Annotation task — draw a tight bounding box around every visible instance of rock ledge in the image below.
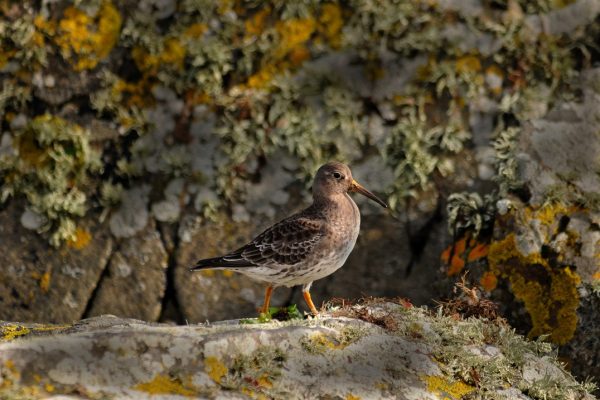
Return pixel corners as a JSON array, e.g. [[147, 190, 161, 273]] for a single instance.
[[0, 302, 595, 399]]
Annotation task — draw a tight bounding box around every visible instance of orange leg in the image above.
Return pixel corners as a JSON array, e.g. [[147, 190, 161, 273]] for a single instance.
[[259, 285, 274, 314], [302, 287, 319, 316]]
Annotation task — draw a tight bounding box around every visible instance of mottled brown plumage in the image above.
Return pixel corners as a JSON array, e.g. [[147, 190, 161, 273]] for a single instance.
[[190, 161, 387, 315]]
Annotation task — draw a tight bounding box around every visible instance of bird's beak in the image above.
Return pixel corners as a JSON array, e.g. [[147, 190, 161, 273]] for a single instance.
[[350, 179, 388, 208]]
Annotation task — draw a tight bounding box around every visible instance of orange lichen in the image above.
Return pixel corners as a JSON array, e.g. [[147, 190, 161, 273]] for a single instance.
[[467, 242, 488, 262], [289, 46, 311, 66], [479, 271, 498, 292], [67, 227, 92, 250], [443, 237, 467, 276], [346, 394, 361, 400], [422, 375, 475, 399], [133, 375, 197, 396], [593, 271, 600, 280]]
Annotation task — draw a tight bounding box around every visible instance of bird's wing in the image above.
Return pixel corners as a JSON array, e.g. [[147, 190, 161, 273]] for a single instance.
[[191, 216, 325, 270]]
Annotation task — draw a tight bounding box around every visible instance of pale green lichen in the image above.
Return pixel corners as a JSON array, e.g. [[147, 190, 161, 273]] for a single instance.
[[1, 0, 598, 245], [0, 114, 101, 246]]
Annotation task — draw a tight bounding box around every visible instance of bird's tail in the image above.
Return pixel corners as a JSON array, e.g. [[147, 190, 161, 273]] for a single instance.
[[189, 257, 227, 272]]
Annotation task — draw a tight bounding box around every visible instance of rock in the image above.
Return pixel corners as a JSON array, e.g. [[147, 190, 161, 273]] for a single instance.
[[0, 302, 594, 399], [175, 213, 292, 322], [86, 221, 168, 321], [517, 68, 600, 206], [0, 202, 113, 323]]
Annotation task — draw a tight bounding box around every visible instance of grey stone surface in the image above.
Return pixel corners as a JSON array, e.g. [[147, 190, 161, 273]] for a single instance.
[[517, 68, 600, 206], [0, 202, 113, 323], [0, 303, 594, 399], [86, 221, 168, 321]]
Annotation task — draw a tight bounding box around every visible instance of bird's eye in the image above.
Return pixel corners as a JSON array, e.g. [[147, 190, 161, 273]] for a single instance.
[[332, 172, 343, 180]]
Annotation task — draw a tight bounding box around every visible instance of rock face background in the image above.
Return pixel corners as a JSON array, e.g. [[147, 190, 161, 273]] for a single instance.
[[0, 0, 600, 393]]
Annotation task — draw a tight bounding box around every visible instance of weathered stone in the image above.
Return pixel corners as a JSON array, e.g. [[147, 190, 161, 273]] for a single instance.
[[0, 202, 113, 323], [86, 221, 168, 321], [0, 303, 594, 399], [175, 213, 292, 322], [517, 68, 600, 206]]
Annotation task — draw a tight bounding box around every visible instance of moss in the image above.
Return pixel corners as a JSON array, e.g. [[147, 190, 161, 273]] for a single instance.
[[422, 375, 475, 399], [133, 374, 198, 396]]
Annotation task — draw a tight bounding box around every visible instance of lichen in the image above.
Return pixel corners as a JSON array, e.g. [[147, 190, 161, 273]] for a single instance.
[[0, 114, 100, 246], [37, 1, 122, 71], [300, 326, 365, 354], [487, 203, 584, 345], [422, 375, 475, 399], [2, 0, 598, 249], [204, 356, 227, 384], [66, 227, 92, 250], [0, 325, 30, 341], [133, 374, 198, 396]]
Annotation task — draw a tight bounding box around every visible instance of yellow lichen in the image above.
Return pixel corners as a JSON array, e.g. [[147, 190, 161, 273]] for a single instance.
[[1, 325, 31, 341], [305, 332, 353, 352], [184, 23, 208, 38], [52, 1, 122, 70], [133, 375, 197, 396], [221, 270, 234, 278], [205, 356, 228, 384], [275, 17, 316, 58], [67, 227, 92, 250], [318, 3, 344, 48], [455, 55, 481, 74], [487, 203, 583, 344], [246, 64, 279, 88], [39, 270, 51, 293], [423, 375, 475, 399], [346, 394, 361, 400], [245, 7, 271, 37], [132, 37, 186, 73]]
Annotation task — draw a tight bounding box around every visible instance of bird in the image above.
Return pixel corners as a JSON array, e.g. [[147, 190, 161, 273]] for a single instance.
[[190, 161, 388, 316]]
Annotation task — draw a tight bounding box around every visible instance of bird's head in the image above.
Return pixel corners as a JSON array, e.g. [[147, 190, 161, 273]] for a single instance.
[[313, 161, 387, 208]]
